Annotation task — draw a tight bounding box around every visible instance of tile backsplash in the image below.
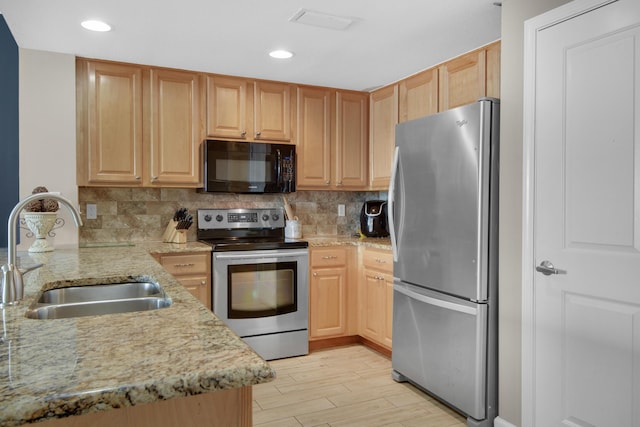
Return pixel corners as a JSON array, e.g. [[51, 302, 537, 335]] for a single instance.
[[78, 187, 385, 244]]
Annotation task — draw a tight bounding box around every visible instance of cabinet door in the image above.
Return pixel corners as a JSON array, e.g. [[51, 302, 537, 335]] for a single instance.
[[85, 61, 143, 185], [309, 267, 347, 338], [439, 49, 486, 111], [253, 81, 292, 141], [296, 86, 332, 188], [361, 268, 386, 343], [206, 75, 248, 139], [369, 85, 398, 190], [383, 272, 393, 348], [149, 69, 202, 186], [335, 91, 368, 189], [179, 276, 211, 310], [399, 68, 439, 122], [485, 41, 501, 99]]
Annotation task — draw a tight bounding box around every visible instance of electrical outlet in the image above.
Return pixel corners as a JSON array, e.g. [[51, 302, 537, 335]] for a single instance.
[[338, 204, 345, 217], [86, 203, 97, 220]]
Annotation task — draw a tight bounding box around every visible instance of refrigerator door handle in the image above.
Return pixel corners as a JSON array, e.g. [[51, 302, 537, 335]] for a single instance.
[[393, 283, 479, 315], [388, 146, 400, 262]]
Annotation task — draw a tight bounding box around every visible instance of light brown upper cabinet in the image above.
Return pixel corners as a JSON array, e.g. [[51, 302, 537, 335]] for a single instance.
[[399, 68, 439, 123], [334, 91, 368, 189], [77, 58, 203, 187], [254, 81, 292, 142], [77, 60, 144, 186], [206, 76, 293, 143], [369, 84, 398, 190], [439, 41, 501, 111], [296, 86, 332, 188], [297, 88, 368, 190], [485, 41, 501, 99], [148, 68, 203, 186], [205, 75, 249, 140]]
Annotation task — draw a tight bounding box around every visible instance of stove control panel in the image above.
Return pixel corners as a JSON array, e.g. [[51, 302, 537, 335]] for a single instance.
[[198, 208, 285, 230]]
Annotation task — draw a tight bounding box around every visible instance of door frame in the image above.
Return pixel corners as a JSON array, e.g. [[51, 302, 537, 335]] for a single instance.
[[521, 0, 618, 426]]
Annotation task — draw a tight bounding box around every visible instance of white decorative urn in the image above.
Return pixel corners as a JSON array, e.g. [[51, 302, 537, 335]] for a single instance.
[[22, 212, 58, 252]]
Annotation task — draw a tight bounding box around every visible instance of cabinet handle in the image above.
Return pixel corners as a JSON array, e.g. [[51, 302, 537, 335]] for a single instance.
[[321, 255, 337, 259], [375, 258, 387, 264], [151, 176, 158, 181], [255, 131, 261, 138], [134, 176, 141, 180], [241, 130, 247, 138], [173, 263, 195, 268], [325, 180, 330, 185]]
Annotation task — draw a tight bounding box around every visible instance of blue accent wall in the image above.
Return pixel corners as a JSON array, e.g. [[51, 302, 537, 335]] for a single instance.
[[0, 15, 19, 248]]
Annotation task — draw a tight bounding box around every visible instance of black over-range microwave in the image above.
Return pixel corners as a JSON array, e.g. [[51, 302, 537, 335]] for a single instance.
[[202, 139, 296, 193]]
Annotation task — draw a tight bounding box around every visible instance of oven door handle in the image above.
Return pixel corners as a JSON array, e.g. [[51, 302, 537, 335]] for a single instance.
[[213, 250, 309, 260]]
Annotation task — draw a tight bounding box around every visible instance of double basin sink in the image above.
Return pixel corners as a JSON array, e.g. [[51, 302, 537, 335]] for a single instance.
[[25, 281, 172, 319]]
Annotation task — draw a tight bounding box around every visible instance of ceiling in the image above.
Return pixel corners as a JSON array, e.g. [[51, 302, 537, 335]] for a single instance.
[[0, 0, 501, 92]]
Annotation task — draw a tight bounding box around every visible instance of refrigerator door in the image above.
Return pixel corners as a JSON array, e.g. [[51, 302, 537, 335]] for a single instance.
[[392, 99, 496, 301], [392, 281, 488, 420]]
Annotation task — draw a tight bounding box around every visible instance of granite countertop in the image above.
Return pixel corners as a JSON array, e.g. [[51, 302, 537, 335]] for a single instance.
[[303, 235, 392, 250], [0, 244, 274, 427]]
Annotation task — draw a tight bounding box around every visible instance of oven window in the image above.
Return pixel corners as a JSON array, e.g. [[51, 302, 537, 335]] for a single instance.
[[227, 261, 297, 319]]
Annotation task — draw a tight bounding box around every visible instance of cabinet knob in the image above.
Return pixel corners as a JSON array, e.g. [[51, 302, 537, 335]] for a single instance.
[[337, 180, 342, 185], [313, 272, 317, 277], [151, 176, 158, 180], [201, 280, 206, 285], [325, 180, 330, 185], [241, 130, 247, 138], [134, 176, 141, 180], [255, 131, 261, 138]]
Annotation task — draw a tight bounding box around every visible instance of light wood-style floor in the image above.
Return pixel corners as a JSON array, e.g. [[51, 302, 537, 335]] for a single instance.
[[252, 345, 466, 427]]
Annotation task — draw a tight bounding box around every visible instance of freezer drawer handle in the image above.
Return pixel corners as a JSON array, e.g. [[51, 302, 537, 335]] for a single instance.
[[535, 260, 566, 276], [394, 284, 479, 315]]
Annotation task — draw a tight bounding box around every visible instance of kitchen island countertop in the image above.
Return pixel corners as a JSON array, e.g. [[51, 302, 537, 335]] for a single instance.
[[0, 245, 274, 427]]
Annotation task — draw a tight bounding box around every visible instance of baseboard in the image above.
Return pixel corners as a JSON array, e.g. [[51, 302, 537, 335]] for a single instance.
[[493, 416, 518, 427], [308, 336, 392, 358]]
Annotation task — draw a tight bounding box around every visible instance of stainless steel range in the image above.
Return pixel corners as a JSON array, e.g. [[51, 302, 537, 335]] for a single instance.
[[197, 208, 309, 360]]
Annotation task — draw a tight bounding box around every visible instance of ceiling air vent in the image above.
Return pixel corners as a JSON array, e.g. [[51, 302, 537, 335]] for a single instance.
[[289, 9, 355, 31]]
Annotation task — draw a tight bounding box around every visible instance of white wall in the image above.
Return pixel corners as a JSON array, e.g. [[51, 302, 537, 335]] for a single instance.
[[498, 0, 571, 425], [18, 49, 78, 250]]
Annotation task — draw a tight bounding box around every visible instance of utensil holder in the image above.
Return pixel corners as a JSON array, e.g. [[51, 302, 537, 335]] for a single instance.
[[162, 220, 187, 244]]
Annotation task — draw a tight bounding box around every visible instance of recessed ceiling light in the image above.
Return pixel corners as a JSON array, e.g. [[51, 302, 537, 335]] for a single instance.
[[269, 50, 294, 59], [81, 20, 112, 32]]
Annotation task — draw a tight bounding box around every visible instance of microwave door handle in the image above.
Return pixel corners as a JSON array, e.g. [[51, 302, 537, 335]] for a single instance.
[[276, 149, 282, 186]]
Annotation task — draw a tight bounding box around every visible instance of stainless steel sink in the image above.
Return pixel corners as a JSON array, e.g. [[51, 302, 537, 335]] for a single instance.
[[36, 281, 163, 304], [25, 281, 172, 319]]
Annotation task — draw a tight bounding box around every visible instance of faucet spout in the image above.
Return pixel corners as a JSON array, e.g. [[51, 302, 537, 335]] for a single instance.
[[1, 192, 83, 306]]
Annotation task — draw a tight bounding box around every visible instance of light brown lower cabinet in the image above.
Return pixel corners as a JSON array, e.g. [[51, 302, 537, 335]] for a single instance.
[[154, 252, 211, 310], [308, 246, 358, 341], [359, 247, 393, 350], [26, 386, 252, 427]]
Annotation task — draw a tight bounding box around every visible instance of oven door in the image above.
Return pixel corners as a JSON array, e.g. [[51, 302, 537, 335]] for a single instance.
[[212, 249, 308, 337]]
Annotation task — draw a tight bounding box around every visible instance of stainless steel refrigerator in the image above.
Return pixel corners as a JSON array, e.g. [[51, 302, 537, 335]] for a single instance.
[[389, 98, 498, 427]]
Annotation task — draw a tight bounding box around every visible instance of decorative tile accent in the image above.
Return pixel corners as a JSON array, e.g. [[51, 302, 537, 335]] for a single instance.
[[78, 188, 386, 243]]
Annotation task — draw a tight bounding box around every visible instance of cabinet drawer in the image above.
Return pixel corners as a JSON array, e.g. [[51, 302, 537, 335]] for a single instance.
[[160, 253, 209, 276], [311, 248, 347, 267], [362, 248, 393, 272], [178, 276, 209, 288]]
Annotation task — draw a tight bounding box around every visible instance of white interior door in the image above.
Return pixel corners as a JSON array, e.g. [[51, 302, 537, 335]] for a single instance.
[[523, 1, 640, 426]]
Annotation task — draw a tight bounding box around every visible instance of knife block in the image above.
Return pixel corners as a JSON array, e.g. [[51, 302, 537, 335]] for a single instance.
[[162, 220, 187, 244]]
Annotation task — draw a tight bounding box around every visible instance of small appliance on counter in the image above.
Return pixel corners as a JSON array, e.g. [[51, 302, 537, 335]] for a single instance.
[[360, 200, 389, 237]]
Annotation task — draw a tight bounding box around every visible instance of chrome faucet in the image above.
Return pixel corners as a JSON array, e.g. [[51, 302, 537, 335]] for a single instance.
[[1, 192, 83, 306]]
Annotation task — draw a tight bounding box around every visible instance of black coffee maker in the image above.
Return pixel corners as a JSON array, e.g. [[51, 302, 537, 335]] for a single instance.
[[360, 200, 389, 237]]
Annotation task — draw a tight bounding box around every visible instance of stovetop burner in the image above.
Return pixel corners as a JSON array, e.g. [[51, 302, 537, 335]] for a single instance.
[[197, 208, 308, 251]]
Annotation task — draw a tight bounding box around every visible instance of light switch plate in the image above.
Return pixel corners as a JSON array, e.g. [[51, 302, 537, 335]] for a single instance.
[[338, 204, 345, 217], [86, 203, 97, 220]]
